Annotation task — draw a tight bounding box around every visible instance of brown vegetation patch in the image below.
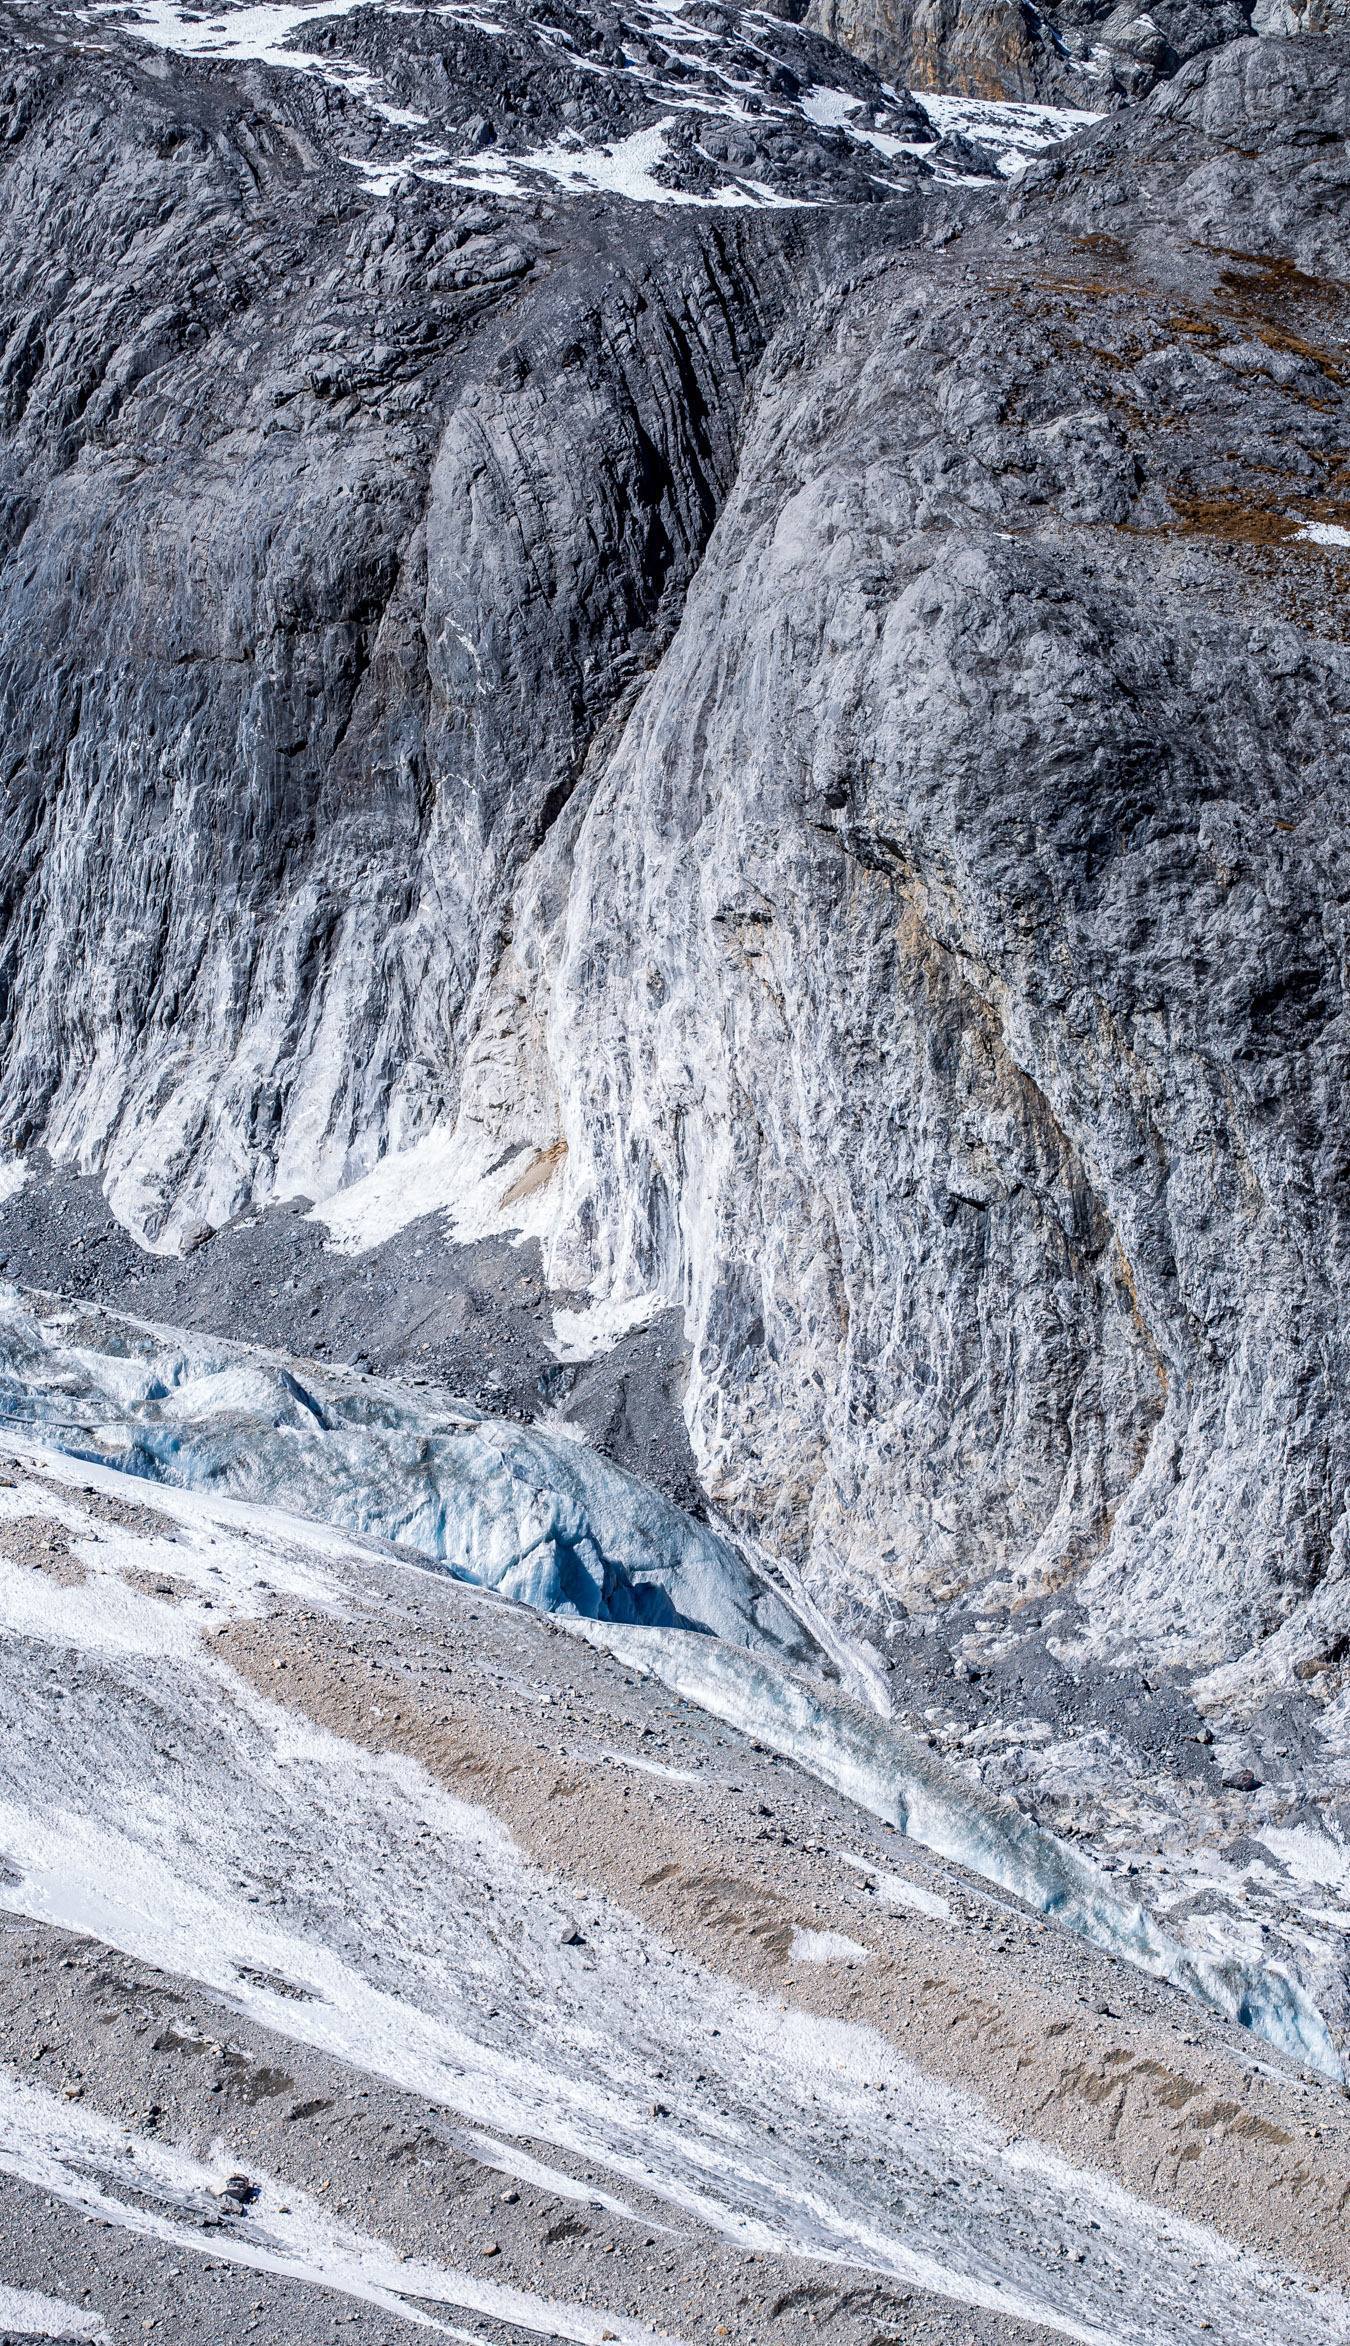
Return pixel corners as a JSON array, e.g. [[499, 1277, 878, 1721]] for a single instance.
[[1072, 233, 1130, 264], [1167, 492, 1298, 547], [1209, 248, 1348, 312], [1208, 254, 1348, 385]]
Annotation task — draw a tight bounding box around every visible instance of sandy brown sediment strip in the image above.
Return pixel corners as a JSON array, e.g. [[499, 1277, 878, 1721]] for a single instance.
[[212, 1595, 1350, 2286]]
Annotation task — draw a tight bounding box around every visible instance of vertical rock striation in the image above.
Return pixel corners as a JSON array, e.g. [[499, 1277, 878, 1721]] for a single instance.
[[502, 37, 1350, 1704], [0, 0, 922, 1243]]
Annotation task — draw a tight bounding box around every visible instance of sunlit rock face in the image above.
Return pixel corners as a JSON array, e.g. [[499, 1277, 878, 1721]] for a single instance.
[[0, 0, 935, 1248], [501, 35, 1350, 1713], [796, 0, 1350, 108]]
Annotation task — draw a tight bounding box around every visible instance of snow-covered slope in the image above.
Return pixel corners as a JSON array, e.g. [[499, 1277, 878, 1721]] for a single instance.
[[0, 1435, 1347, 2343]]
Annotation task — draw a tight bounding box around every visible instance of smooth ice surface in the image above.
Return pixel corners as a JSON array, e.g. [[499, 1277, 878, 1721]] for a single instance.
[[569, 1621, 1346, 2080], [0, 1445, 1345, 2346], [0, 1285, 806, 1655]]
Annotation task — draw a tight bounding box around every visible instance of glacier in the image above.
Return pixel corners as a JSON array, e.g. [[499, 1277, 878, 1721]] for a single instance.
[[0, 1441, 1345, 2346], [0, 1277, 1339, 2084], [0, 1284, 808, 1657], [567, 1620, 1347, 2083]]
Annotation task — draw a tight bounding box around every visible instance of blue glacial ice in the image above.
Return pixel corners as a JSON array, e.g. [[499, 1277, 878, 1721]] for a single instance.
[[0, 1284, 810, 1658]]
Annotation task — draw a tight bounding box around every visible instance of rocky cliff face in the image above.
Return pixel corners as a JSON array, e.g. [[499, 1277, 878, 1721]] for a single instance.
[[800, 0, 1350, 110], [1, 0, 1349, 2055], [359, 30, 1350, 2015], [456, 33, 1350, 1698], [0, 0, 942, 1245]]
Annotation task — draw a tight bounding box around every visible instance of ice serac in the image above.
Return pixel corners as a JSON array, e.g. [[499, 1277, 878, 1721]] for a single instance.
[[0, 1285, 808, 1653], [569, 1618, 1345, 2078]]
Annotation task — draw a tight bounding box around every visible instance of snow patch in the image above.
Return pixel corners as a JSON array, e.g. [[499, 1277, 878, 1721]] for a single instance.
[[549, 1291, 664, 1363], [790, 1927, 871, 1965], [93, 0, 410, 120], [464, 2133, 659, 2227], [917, 91, 1102, 174], [409, 120, 809, 207], [1260, 1827, 1350, 1895], [0, 1455, 1346, 2342], [1295, 519, 1350, 550], [598, 1744, 705, 1785], [799, 85, 863, 129], [0, 2282, 106, 2343], [312, 1126, 565, 1255]]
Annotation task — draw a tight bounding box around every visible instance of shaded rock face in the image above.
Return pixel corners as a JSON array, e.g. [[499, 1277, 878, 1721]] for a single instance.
[[0, 0, 932, 1244], [799, 0, 1350, 108]]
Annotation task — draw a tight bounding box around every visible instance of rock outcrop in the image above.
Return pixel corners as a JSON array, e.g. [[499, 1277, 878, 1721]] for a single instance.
[[0, 0, 939, 1243], [475, 34, 1350, 1790], [799, 0, 1350, 110], [412, 31, 1346, 1701]]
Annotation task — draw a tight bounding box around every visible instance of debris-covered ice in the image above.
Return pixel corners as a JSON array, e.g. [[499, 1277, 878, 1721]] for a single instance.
[[0, 1277, 1341, 2079], [0, 2070, 664, 2345], [0, 1448, 1345, 2345]]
